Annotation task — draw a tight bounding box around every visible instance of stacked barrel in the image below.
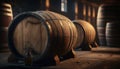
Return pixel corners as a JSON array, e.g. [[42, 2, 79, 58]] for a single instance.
[[97, 2, 120, 47], [0, 1, 13, 52], [106, 22, 120, 47]]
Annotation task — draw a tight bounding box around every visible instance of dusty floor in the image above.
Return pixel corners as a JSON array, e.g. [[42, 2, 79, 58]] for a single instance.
[[0, 47, 120, 69]]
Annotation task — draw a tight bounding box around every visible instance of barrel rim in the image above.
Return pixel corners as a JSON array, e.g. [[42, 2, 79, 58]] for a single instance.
[[73, 20, 85, 48], [8, 11, 50, 59]]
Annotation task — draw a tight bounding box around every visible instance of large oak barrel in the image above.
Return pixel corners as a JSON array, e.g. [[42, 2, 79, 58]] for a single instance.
[[106, 22, 120, 47], [8, 11, 78, 61], [73, 20, 96, 49], [97, 3, 120, 46], [0, 2, 13, 52]]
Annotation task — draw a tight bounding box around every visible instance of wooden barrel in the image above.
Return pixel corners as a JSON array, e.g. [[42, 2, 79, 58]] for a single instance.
[[106, 22, 120, 47], [73, 20, 96, 49], [0, 2, 13, 52], [97, 4, 120, 46], [8, 11, 78, 60]]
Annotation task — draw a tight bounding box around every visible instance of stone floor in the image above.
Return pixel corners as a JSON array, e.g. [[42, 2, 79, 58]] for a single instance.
[[0, 47, 120, 69]]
